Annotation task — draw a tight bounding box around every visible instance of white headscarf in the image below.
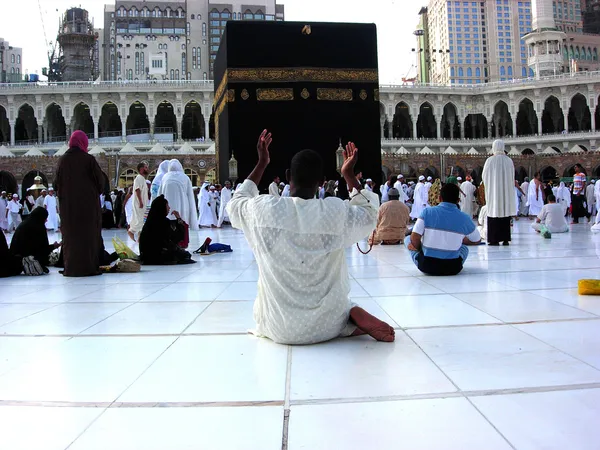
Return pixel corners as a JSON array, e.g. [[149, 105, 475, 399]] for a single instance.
[[158, 159, 199, 230], [556, 182, 571, 208], [492, 139, 505, 155], [152, 160, 170, 188]]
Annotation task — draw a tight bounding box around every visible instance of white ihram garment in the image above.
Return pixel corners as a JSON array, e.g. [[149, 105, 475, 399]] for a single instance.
[[227, 180, 379, 345], [594, 181, 600, 226], [217, 187, 232, 226], [556, 182, 571, 216], [410, 182, 427, 219], [519, 181, 530, 216], [0, 197, 7, 229], [159, 159, 199, 230], [527, 181, 544, 217], [424, 182, 432, 206], [586, 184, 596, 216], [459, 180, 476, 217], [198, 184, 216, 227], [268, 182, 280, 197], [482, 143, 516, 218], [44, 195, 59, 230], [393, 181, 409, 203]]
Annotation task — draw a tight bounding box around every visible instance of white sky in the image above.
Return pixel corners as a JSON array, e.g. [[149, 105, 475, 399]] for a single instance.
[[0, 0, 423, 84]]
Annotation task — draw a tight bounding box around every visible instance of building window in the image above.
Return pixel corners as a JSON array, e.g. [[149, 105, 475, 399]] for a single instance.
[[458, 67, 464, 76], [11, 54, 15, 63], [170, 69, 175, 79], [196, 47, 201, 68], [500, 66, 506, 76], [192, 47, 197, 69], [508, 66, 513, 76], [476, 67, 481, 77], [182, 52, 186, 74], [203, 72, 207, 80], [203, 23, 207, 36]]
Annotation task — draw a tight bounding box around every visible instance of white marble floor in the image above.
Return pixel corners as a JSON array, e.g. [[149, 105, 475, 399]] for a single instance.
[[1, 220, 600, 449]]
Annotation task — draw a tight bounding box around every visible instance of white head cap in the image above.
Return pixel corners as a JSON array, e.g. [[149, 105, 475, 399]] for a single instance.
[[457, 177, 463, 181], [409, 181, 415, 185], [1, 191, 6, 194], [399, 174, 404, 178], [48, 187, 54, 191], [427, 176, 432, 181], [366, 178, 372, 182], [209, 185, 215, 189], [419, 175, 425, 181], [12, 194, 18, 198], [492, 139, 505, 155], [279, 182, 285, 187], [592, 180, 596, 184]]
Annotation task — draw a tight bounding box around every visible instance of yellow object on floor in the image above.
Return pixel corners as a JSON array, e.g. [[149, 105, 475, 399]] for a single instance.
[[578, 279, 600, 295]]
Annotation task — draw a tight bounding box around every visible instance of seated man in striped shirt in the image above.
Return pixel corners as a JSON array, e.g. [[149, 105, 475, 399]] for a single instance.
[[404, 183, 481, 276]]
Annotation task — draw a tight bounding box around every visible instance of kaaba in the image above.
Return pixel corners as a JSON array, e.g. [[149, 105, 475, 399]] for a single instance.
[[213, 21, 381, 190]]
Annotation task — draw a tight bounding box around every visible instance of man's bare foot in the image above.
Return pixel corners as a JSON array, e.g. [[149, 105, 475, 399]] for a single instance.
[[127, 230, 136, 241], [349, 306, 395, 342]]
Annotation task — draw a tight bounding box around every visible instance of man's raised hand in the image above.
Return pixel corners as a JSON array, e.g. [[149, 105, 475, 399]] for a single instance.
[[342, 142, 359, 176], [257, 129, 273, 166]]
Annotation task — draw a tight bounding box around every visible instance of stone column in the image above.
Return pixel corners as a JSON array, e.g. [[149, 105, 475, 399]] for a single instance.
[[563, 113, 569, 133], [412, 120, 417, 139], [204, 119, 210, 139], [121, 121, 126, 142], [93, 118, 99, 142], [9, 120, 15, 146], [436, 117, 441, 139], [537, 115, 543, 135], [591, 112, 596, 132], [487, 119, 492, 138], [512, 116, 518, 136], [176, 117, 183, 141], [150, 121, 155, 139]]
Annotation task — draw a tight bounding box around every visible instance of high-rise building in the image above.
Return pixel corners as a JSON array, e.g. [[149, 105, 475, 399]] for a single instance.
[[553, 0, 583, 32], [426, 0, 535, 85], [583, 0, 600, 33], [57, 8, 97, 82], [0, 38, 23, 83], [102, 0, 284, 82]]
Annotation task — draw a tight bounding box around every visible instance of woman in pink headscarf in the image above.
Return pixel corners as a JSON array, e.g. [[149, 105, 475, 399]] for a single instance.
[[54, 130, 105, 276]]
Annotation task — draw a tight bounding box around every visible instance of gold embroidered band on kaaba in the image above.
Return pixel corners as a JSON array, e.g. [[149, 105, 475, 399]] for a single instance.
[[213, 67, 378, 107]]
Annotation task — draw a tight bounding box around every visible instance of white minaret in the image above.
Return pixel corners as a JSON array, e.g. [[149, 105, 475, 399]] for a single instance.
[[523, 0, 567, 78]]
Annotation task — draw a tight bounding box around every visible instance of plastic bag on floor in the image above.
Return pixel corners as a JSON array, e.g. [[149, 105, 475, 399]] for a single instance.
[[112, 237, 139, 260]]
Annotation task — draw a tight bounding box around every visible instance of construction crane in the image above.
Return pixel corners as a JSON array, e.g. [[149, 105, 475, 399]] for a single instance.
[[38, 0, 62, 81], [402, 65, 418, 85]]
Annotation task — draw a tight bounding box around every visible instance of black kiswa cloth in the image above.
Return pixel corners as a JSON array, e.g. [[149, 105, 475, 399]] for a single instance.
[[214, 21, 381, 191]]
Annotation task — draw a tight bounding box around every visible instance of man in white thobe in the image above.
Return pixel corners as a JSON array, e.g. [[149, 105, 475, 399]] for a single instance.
[[0, 191, 8, 230], [364, 179, 373, 192], [393, 177, 409, 204], [227, 130, 394, 345], [520, 178, 530, 216], [593, 180, 600, 231], [482, 139, 516, 245], [410, 176, 427, 220], [217, 181, 233, 227], [44, 188, 60, 230], [459, 176, 477, 218], [268, 176, 281, 197], [198, 183, 216, 228], [586, 181, 596, 217], [424, 176, 433, 206], [6, 194, 22, 232], [128, 162, 149, 240], [527, 172, 544, 218], [35, 190, 46, 209]]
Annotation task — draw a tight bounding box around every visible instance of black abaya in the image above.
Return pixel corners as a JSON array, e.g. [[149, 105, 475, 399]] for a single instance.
[[487, 217, 511, 244], [9, 207, 55, 267], [1, 234, 22, 277]]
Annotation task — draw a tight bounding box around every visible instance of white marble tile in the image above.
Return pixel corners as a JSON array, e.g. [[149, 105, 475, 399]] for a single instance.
[[375, 294, 500, 328], [0, 337, 66, 375], [186, 301, 255, 334], [288, 398, 511, 450], [7, 285, 102, 303], [515, 320, 600, 369], [69, 406, 284, 450], [0, 337, 176, 402], [81, 283, 170, 301], [119, 336, 288, 402], [290, 334, 455, 401], [0, 284, 48, 301], [348, 265, 413, 279], [215, 281, 258, 301], [471, 389, 600, 450], [0, 303, 57, 327], [454, 291, 596, 322], [408, 325, 600, 391], [0, 406, 104, 450], [140, 282, 230, 302], [177, 270, 244, 283], [81, 302, 209, 335], [356, 277, 444, 297], [0, 302, 132, 335], [528, 289, 600, 315], [419, 275, 517, 294], [348, 279, 370, 298]]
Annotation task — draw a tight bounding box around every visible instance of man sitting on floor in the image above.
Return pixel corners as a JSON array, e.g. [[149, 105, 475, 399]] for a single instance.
[[227, 130, 395, 345], [404, 183, 481, 276], [369, 188, 410, 245], [532, 194, 569, 234]]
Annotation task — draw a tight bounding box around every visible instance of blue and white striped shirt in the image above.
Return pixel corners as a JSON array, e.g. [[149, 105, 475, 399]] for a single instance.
[[413, 202, 479, 260]]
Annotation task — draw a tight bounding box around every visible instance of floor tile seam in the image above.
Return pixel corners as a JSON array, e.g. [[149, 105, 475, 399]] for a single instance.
[[462, 396, 518, 450], [287, 382, 600, 407], [506, 321, 600, 373], [282, 347, 293, 450], [8, 383, 600, 409], [3, 317, 600, 338]]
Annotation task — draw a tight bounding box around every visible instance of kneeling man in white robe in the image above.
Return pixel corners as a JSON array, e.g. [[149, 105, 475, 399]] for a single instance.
[[532, 194, 569, 234], [227, 130, 395, 345]]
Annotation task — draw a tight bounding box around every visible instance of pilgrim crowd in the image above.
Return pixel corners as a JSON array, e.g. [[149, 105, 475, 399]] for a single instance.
[[1, 130, 599, 345]]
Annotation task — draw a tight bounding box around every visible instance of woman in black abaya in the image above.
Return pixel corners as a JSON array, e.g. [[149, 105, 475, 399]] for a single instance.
[[9, 207, 60, 269], [139, 195, 195, 265]]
